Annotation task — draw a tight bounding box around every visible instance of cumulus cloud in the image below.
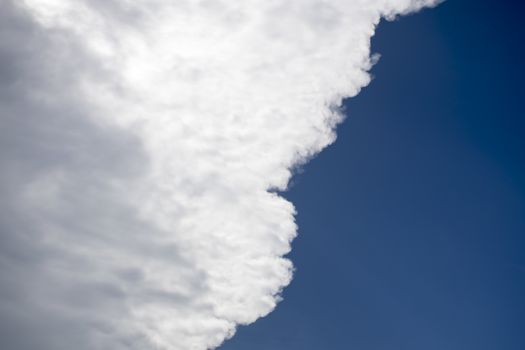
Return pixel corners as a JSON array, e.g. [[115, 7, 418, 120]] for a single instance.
[[0, 0, 440, 349]]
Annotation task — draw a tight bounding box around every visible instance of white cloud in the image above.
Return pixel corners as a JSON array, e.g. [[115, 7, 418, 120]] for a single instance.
[[0, 0, 440, 349]]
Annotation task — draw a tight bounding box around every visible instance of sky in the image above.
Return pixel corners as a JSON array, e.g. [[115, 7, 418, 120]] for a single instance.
[[221, 1, 525, 349], [1, 0, 524, 350]]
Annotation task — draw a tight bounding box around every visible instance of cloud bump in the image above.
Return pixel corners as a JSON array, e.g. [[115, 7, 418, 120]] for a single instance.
[[0, 0, 440, 349]]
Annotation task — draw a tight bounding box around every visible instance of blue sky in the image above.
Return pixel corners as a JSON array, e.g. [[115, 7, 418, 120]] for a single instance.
[[221, 1, 525, 349]]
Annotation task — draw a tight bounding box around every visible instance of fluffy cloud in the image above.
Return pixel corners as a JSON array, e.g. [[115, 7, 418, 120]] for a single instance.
[[0, 0, 440, 349]]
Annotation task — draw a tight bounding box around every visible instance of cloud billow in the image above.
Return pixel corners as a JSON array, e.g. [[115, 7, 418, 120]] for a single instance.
[[0, 0, 440, 349]]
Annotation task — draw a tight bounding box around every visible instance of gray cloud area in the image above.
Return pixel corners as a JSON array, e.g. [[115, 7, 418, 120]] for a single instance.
[[0, 3, 202, 349]]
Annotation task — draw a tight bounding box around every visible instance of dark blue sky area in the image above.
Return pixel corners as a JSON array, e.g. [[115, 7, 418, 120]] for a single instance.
[[221, 1, 525, 349]]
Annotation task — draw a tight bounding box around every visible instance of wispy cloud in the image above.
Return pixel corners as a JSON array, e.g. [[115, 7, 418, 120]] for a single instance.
[[0, 0, 440, 349]]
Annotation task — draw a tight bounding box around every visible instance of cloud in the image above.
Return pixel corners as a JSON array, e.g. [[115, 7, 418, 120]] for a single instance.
[[0, 0, 440, 349]]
